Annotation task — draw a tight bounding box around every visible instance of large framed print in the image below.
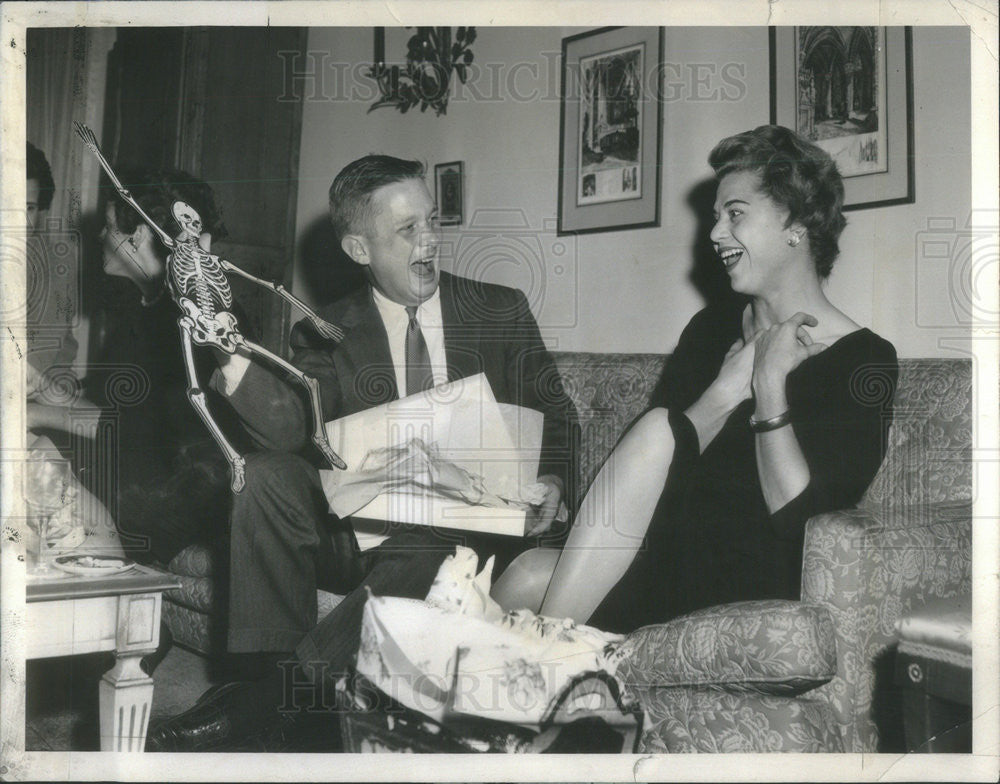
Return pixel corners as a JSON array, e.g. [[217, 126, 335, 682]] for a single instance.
[[558, 27, 664, 235], [770, 26, 914, 211]]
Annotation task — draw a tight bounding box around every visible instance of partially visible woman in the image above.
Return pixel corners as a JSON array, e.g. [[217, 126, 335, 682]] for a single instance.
[[493, 125, 898, 632], [24, 141, 121, 559], [86, 170, 248, 564]]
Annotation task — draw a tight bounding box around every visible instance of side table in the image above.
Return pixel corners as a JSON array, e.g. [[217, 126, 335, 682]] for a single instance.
[[26, 564, 181, 752], [894, 593, 972, 752]]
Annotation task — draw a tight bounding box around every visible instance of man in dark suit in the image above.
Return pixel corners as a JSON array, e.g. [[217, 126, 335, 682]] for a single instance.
[[148, 156, 577, 749]]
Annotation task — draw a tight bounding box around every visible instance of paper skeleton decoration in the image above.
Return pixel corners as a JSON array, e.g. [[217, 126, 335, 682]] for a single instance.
[[75, 122, 347, 492]]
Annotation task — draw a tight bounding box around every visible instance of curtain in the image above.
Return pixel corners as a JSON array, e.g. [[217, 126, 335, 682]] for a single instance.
[[25, 27, 116, 367]]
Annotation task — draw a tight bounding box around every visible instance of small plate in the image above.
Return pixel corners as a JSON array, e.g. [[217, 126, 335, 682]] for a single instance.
[[52, 554, 136, 576]]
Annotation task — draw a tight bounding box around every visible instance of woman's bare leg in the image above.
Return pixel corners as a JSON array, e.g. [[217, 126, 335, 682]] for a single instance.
[[538, 407, 675, 622]]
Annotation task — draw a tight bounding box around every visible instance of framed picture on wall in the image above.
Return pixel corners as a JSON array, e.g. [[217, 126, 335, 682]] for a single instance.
[[770, 26, 914, 211], [435, 161, 464, 226], [558, 27, 664, 235]]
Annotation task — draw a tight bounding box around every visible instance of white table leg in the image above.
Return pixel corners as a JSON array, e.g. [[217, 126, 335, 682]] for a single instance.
[[99, 656, 154, 751], [98, 591, 162, 751]]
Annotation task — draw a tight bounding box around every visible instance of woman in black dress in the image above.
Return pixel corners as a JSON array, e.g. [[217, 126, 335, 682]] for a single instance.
[[493, 125, 898, 631], [88, 170, 246, 564]]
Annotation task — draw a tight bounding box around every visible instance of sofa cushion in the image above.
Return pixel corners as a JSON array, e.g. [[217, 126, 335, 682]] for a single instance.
[[165, 573, 216, 614], [633, 687, 843, 752], [552, 352, 666, 504], [616, 600, 836, 696], [168, 543, 216, 578]]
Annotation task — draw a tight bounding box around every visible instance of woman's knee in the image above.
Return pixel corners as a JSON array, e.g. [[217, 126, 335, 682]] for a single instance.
[[623, 407, 675, 462], [496, 548, 559, 595]]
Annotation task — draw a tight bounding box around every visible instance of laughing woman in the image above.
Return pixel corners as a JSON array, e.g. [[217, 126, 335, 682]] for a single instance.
[[493, 125, 898, 631]]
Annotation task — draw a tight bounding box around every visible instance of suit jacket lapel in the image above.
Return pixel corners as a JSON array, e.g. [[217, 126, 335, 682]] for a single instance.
[[440, 272, 482, 383], [335, 286, 400, 404]]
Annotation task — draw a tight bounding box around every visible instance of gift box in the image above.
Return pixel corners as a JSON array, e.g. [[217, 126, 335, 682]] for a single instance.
[[320, 374, 546, 539]]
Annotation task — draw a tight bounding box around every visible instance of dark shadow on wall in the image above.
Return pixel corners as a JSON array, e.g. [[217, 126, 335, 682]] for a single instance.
[[685, 177, 743, 312], [297, 215, 367, 309]]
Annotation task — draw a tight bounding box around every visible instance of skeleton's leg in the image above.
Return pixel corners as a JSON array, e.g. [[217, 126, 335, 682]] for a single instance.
[[241, 339, 348, 470], [178, 321, 248, 492], [218, 260, 344, 342]]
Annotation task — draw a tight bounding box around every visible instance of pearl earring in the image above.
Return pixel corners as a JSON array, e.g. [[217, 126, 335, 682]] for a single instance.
[[787, 233, 801, 247]]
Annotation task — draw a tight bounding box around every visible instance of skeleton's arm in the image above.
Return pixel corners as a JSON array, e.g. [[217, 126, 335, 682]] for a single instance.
[[73, 123, 176, 249], [217, 258, 345, 342]]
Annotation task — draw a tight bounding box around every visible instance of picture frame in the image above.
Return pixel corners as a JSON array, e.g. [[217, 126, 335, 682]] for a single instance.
[[434, 161, 464, 226], [558, 27, 664, 235], [770, 26, 914, 211]]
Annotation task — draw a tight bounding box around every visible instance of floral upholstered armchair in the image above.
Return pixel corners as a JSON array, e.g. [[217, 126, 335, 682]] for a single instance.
[[552, 354, 973, 753]]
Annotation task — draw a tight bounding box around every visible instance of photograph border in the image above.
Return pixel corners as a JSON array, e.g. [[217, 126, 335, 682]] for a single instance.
[[1, 3, 997, 782]]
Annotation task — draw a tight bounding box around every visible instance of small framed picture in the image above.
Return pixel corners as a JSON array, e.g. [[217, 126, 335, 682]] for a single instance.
[[434, 161, 464, 226]]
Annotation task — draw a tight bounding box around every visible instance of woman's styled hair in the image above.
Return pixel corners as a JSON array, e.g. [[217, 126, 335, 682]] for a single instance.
[[108, 169, 227, 258], [27, 142, 56, 211], [328, 154, 426, 241], [709, 125, 846, 278]]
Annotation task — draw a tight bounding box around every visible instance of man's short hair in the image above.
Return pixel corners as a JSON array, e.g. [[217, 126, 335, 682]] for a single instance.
[[329, 155, 425, 241], [27, 142, 55, 211]]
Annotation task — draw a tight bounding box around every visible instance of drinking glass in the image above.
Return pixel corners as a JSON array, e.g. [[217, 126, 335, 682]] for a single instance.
[[24, 456, 74, 577]]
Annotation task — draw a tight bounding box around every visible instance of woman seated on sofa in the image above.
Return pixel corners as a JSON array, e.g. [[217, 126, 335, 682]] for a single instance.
[[86, 170, 248, 565], [493, 125, 898, 632]]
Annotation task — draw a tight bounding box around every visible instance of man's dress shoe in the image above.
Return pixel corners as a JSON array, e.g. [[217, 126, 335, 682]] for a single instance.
[[146, 682, 292, 752]]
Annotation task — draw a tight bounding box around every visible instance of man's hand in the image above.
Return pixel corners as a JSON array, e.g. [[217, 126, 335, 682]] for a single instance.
[[525, 474, 564, 536]]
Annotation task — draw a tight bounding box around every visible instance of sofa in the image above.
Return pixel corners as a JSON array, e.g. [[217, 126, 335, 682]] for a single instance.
[[160, 353, 973, 753]]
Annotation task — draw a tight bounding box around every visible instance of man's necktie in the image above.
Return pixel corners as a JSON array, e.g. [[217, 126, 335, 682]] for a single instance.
[[405, 305, 434, 396]]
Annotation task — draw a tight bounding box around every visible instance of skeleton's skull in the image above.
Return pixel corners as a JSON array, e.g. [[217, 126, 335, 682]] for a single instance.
[[172, 201, 203, 238]]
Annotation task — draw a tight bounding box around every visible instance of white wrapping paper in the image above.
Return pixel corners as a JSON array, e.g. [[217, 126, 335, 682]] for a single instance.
[[355, 547, 629, 727], [320, 374, 545, 537]]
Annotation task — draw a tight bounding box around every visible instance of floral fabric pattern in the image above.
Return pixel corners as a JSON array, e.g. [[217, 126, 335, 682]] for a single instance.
[[161, 355, 972, 754], [552, 353, 665, 505], [862, 360, 972, 508], [617, 600, 836, 695], [632, 687, 843, 753], [800, 502, 971, 751], [168, 542, 215, 577]]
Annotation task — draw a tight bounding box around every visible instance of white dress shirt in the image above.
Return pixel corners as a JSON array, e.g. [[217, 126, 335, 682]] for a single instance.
[[371, 285, 448, 397]]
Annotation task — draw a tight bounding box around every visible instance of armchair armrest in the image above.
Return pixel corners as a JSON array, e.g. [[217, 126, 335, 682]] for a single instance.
[[798, 501, 972, 752], [616, 600, 836, 697], [801, 501, 972, 610]]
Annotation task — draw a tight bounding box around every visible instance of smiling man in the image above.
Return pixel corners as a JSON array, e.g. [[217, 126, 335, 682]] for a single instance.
[[149, 155, 578, 751]]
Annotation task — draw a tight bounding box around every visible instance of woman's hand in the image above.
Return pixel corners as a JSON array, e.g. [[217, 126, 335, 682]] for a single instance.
[[712, 336, 758, 410], [684, 335, 757, 452], [752, 312, 827, 417]]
